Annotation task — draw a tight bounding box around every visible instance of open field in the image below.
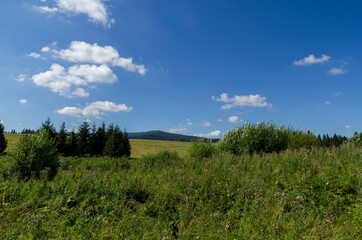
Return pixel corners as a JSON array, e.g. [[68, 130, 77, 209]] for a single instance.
[[4, 133, 191, 159], [0, 145, 360, 239]]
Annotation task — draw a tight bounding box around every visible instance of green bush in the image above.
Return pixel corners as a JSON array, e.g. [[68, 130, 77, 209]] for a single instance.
[[348, 132, 362, 145], [218, 121, 292, 155], [187, 139, 215, 160], [11, 130, 59, 180], [288, 130, 319, 150], [0, 122, 7, 154]]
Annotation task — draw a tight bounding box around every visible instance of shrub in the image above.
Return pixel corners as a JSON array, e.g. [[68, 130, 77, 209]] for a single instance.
[[11, 130, 59, 180], [0, 122, 7, 154], [288, 130, 319, 150], [218, 121, 292, 155], [187, 139, 215, 159], [348, 132, 362, 145]]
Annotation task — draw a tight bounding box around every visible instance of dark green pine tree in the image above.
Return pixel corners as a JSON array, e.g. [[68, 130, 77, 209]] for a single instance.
[[0, 122, 7, 154], [66, 130, 78, 156], [78, 121, 91, 156], [40, 118, 57, 139], [89, 124, 97, 155], [103, 125, 130, 157], [94, 122, 107, 155], [121, 130, 131, 157], [56, 122, 67, 155]]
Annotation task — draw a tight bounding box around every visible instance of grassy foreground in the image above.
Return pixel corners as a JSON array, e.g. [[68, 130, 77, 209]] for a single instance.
[[0, 145, 360, 239], [4, 133, 191, 159]]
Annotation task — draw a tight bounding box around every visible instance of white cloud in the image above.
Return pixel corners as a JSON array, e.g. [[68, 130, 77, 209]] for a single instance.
[[168, 127, 187, 134], [15, 74, 26, 82], [293, 54, 330, 66], [54, 41, 146, 75], [57, 101, 132, 118], [0, 120, 3, 124], [72, 88, 89, 97], [324, 101, 331, 105], [328, 68, 347, 76], [35, 0, 114, 28], [195, 130, 222, 139], [41, 46, 50, 52], [187, 122, 193, 126], [217, 119, 223, 122], [27, 52, 41, 58], [200, 120, 211, 127], [19, 99, 28, 104], [344, 125, 354, 129], [32, 63, 117, 97], [228, 116, 242, 123], [214, 93, 272, 110]]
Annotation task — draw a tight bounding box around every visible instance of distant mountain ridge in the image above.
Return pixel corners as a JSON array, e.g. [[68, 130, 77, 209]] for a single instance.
[[128, 130, 219, 142]]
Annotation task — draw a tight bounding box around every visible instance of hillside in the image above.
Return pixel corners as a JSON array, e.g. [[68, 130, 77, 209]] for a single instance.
[[128, 130, 219, 142]]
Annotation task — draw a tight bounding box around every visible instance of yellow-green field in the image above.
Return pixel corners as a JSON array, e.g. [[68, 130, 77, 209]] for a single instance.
[[4, 133, 191, 158]]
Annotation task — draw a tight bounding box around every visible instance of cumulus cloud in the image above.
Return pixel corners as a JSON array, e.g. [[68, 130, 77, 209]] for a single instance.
[[168, 127, 187, 134], [27, 52, 41, 58], [200, 120, 211, 127], [53, 41, 146, 75], [56, 101, 132, 118], [41, 46, 50, 52], [328, 68, 347, 76], [293, 54, 330, 66], [34, 0, 114, 28], [19, 99, 28, 104], [195, 130, 222, 139], [344, 125, 354, 129], [32, 63, 117, 97], [228, 116, 242, 123], [214, 93, 272, 110]]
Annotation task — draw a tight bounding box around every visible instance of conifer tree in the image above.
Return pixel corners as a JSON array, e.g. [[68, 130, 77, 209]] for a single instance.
[[78, 121, 90, 156], [56, 122, 67, 155], [40, 118, 56, 139], [66, 130, 78, 156], [94, 122, 107, 155], [0, 122, 7, 154]]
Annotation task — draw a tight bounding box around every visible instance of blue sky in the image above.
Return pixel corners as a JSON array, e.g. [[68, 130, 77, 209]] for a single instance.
[[1, 0, 361, 138]]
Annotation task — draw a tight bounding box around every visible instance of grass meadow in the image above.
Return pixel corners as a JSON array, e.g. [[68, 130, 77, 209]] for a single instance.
[[0, 141, 360, 239]]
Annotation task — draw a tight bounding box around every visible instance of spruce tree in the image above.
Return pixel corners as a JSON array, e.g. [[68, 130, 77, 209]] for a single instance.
[[78, 121, 90, 156], [0, 122, 7, 154], [56, 122, 67, 155], [94, 122, 107, 155], [40, 118, 56, 139], [66, 130, 78, 156]]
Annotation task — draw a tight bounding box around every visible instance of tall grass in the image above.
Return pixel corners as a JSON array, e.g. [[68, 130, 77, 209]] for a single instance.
[[0, 145, 360, 239]]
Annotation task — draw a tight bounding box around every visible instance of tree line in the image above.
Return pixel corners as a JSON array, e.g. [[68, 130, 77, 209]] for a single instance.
[[0, 119, 131, 158]]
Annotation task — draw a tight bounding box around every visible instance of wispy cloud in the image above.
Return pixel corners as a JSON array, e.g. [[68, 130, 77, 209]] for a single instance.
[[200, 120, 211, 127], [15, 74, 26, 82], [344, 125, 354, 129], [19, 99, 28, 104], [293, 54, 330, 66], [56, 101, 132, 118], [328, 68, 347, 76], [168, 127, 187, 134], [324, 101, 331, 105], [34, 0, 114, 28], [27, 52, 41, 59], [332, 92, 342, 97], [213, 93, 272, 110], [195, 130, 222, 139]]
